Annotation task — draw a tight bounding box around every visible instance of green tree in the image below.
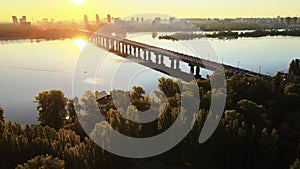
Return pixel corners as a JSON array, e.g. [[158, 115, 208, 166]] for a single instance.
[[237, 99, 269, 129], [0, 106, 4, 122], [67, 99, 77, 122], [289, 59, 300, 75], [35, 90, 68, 130], [158, 77, 180, 98], [130, 86, 151, 112], [290, 159, 300, 169], [15, 154, 65, 169]]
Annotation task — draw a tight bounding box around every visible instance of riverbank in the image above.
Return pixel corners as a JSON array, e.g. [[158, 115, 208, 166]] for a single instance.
[[0, 27, 91, 40], [158, 29, 300, 40]]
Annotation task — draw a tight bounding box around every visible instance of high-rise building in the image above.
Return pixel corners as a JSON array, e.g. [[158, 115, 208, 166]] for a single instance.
[[153, 17, 161, 26], [19, 16, 27, 23], [84, 14, 89, 26], [169, 17, 175, 24], [136, 17, 139, 23], [107, 14, 111, 23], [96, 14, 100, 25], [12, 16, 18, 24], [141, 17, 144, 23]]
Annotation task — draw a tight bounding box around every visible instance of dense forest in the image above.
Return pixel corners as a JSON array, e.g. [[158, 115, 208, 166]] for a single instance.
[[1, 59, 300, 169]]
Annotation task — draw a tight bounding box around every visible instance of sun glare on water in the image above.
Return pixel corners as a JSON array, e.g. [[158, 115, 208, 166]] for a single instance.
[[74, 38, 87, 51], [70, 0, 85, 5]]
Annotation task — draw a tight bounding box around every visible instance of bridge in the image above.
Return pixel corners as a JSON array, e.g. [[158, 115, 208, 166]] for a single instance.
[[90, 33, 271, 81]]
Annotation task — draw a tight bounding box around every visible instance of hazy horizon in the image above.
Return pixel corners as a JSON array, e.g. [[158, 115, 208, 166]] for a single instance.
[[0, 0, 299, 22]]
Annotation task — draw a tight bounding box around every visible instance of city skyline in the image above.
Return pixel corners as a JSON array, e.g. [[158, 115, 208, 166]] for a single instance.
[[0, 0, 299, 22]]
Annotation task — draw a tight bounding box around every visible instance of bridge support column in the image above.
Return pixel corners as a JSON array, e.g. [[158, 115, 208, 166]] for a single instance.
[[120, 43, 123, 54], [113, 40, 117, 51], [132, 46, 136, 57], [109, 39, 113, 51], [106, 38, 109, 49], [155, 53, 159, 64], [137, 48, 141, 58], [160, 55, 164, 65], [189, 63, 195, 74], [175, 59, 180, 70], [116, 43, 120, 53], [170, 58, 175, 69], [126, 45, 129, 55], [143, 50, 147, 60], [147, 51, 151, 61], [123, 44, 127, 55], [195, 66, 201, 78], [128, 45, 132, 55]]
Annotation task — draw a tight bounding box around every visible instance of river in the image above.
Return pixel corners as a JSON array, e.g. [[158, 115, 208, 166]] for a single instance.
[[0, 34, 299, 124]]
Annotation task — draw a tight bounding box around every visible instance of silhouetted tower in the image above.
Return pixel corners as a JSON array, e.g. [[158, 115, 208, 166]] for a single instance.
[[285, 17, 291, 25], [107, 14, 111, 23], [19, 16, 27, 23], [84, 14, 89, 26], [96, 14, 100, 25], [136, 17, 139, 23], [141, 17, 144, 23], [169, 17, 175, 24], [12, 16, 18, 24]]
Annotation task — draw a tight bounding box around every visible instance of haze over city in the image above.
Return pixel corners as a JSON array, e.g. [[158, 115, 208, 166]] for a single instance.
[[1, 0, 300, 22]]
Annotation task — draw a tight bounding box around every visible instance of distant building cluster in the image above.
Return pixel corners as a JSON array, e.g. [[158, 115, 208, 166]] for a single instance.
[[12, 15, 31, 26], [4, 14, 300, 31], [83, 14, 112, 27], [112, 16, 196, 31]]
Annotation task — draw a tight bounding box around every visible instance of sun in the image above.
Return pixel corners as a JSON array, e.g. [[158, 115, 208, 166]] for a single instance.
[[70, 0, 85, 5], [74, 38, 87, 51]]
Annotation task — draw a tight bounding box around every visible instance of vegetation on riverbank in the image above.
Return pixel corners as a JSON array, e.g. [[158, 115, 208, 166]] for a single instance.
[[0, 27, 91, 40], [158, 29, 300, 41]]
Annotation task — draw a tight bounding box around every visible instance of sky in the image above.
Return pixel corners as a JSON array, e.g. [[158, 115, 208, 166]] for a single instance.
[[0, 0, 300, 22]]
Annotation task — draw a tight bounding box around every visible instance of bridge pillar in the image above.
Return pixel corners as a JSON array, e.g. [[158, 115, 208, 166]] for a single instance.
[[116, 42, 120, 53], [169, 58, 175, 69], [175, 59, 180, 70], [128, 45, 132, 55], [132, 47, 135, 57], [125, 44, 128, 55], [126, 44, 130, 55], [160, 55, 164, 65], [123, 44, 126, 55], [147, 50, 151, 61], [109, 39, 113, 51], [155, 53, 159, 64], [113, 40, 117, 51], [195, 66, 201, 78], [143, 50, 147, 60], [106, 38, 109, 49], [189, 63, 195, 74], [137, 48, 141, 58], [120, 43, 123, 54]]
